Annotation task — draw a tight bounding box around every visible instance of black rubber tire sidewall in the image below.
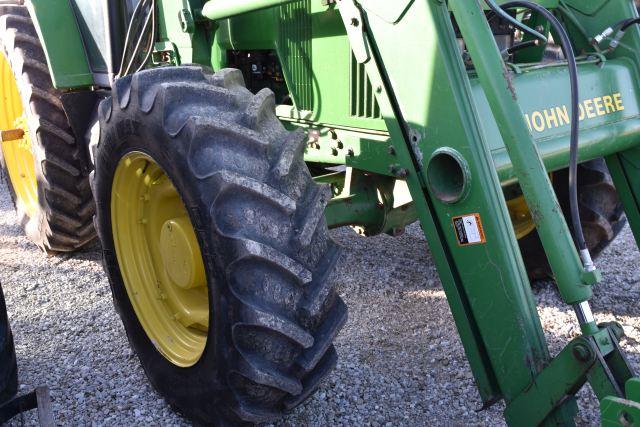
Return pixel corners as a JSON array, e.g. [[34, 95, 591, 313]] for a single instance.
[[0, 281, 17, 404], [94, 127, 229, 423]]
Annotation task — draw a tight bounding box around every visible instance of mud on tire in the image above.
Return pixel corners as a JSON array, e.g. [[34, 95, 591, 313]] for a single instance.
[[92, 66, 347, 424], [0, 2, 95, 251]]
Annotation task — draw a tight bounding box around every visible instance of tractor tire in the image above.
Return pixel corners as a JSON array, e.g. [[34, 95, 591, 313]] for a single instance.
[[520, 158, 626, 279], [0, 281, 17, 404], [0, 2, 95, 252], [93, 66, 346, 425]]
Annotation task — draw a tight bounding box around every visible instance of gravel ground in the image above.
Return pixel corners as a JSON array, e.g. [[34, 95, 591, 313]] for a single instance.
[[1, 176, 639, 426]]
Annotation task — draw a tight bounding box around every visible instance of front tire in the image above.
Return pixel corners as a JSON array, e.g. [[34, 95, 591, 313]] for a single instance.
[[93, 66, 346, 424]]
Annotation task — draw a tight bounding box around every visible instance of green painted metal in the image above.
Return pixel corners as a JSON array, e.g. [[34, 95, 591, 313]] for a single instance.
[[607, 149, 640, 249], [27, 0, 93, 88], [358, 0, 555, 413], [202, 0, 296, 21], [601, 395, 640, 427], [26, 0, 640, 424], [156, 0, 211, 67], [503, 337, 595, 426], [450, 1, 595, 305], [601, 378, 640, 426], [322, 170, 416, 236]]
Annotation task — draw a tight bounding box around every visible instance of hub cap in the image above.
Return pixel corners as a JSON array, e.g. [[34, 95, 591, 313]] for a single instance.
[[111, 152, 209, 367], [0, 53, 37, 217]]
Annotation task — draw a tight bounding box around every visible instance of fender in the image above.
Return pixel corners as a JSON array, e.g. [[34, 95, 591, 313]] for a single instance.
[[27, 0, 93, 89]]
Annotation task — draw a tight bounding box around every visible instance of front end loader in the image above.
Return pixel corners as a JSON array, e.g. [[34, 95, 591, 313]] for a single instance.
[[2, 0, 640, 424]]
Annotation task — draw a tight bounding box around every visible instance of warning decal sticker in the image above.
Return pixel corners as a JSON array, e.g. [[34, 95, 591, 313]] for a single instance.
[[452, 213, 486, 246]]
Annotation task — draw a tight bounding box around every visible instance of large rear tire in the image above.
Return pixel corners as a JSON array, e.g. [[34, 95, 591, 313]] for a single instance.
[[0, 281, 17, 404], [0, 3, 95, 251], [520, 159, 626, 279], [93, 66, 346, 424]]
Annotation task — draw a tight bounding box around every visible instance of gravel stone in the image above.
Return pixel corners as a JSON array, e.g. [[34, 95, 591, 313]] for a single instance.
[[1, 178, 639, 425]]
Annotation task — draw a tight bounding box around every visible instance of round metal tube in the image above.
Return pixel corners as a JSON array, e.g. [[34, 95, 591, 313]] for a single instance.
[[202, 0, 297, 21]]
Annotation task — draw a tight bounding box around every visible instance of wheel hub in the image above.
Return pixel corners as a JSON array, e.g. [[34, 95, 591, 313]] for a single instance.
[[160, 217, 206, 290], [111, 152, 209, 367], [0, 53, 37, 218]]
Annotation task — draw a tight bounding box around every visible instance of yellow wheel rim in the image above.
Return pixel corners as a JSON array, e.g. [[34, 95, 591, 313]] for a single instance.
[[0, 53, 37, 217], [111, 152, 209, 367]]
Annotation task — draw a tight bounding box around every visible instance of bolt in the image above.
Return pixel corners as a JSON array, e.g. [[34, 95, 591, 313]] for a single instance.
[[347, 148, 355, 157], [396, 168, 409, 178], [376, 86, 383, 94], [392, 227, 405, 237], [572, 344, 591, 362], [600, 336, 610, 346], [331, 147, 339, 156], [388, 164, 398, 174], [388, 146, 396, 156], [351, 17, 359, 27], [0, 128, 24, 142]]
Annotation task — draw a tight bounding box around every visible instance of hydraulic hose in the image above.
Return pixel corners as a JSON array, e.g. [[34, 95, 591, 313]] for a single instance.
[[484, 0, 548, 44], [486, 1, 594, 269], [501, 39, 538, 58], [621, 17, 640, 32], [135, 0, 156, 74], [117, 0, 145, 77], [122, 0, 154, 77], [592, 17, 640, 50]]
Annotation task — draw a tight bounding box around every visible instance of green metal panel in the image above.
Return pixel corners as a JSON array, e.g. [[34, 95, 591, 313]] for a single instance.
[[68, 1, 109, 75], [475, 59, 640, 183], [357, 0, 557, 411], [27, 0, 93, 89], [156, 0, 211, 66], [213, 3, 387, 131], [452, 0, 595, 304]]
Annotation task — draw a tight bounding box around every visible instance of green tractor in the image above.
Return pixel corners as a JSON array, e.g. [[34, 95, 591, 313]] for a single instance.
[[2, 0, 640, 424]]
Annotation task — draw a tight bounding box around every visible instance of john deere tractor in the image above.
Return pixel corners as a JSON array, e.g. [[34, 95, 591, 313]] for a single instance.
[[2, 0, 640, 425]]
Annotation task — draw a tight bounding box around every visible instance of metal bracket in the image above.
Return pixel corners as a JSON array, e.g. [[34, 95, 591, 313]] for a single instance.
[[0, 386, 53, 426], [504, 337, 596, 426], [336, 0, 370, 64]]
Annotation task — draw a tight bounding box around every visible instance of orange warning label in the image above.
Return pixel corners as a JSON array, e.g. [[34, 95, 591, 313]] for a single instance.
[[452, 213, 486, 246]]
